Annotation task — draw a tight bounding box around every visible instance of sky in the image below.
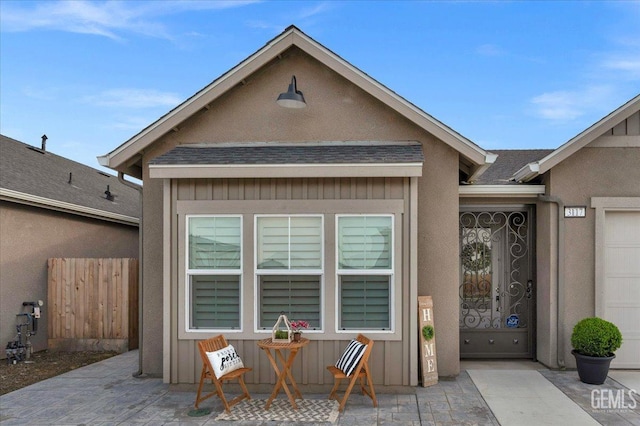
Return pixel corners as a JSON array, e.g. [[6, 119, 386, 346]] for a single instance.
[[1, 1, 639, 175]]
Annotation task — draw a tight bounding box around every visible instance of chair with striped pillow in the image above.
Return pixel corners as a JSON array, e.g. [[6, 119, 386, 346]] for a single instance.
[[326, 334, 377, 411]]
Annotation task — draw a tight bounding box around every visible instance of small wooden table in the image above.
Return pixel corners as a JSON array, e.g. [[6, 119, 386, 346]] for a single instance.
[[257, 337, 309, 409]]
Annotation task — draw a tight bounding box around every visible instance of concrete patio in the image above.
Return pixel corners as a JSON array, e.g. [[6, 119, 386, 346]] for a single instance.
[[0, 350, 638, 425]]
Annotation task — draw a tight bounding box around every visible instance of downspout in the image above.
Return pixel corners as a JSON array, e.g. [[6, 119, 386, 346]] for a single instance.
[[538, 195, 566, 369], [118, 172, 145, 377]]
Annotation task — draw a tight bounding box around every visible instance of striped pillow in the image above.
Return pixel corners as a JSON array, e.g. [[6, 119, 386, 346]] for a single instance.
[[335, 339, 367, 376]]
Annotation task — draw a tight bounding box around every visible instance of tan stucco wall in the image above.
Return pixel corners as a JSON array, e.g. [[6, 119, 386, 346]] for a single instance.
[[137, 47, 462, 380], [0, 202, 138, 357], [539, 146, 640, 368]]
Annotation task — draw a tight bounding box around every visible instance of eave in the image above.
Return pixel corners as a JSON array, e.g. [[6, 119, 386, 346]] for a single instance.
[[0, 188, 139, 226], [459, 184, 546, 198], [149, 162, 423, 179]]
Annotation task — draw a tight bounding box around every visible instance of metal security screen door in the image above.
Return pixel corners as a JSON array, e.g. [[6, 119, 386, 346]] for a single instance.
[[459, 207, 535, 358]]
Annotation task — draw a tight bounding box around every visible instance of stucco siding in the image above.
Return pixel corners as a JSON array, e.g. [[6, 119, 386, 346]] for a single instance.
[[543, 146, 640, 368], [418, 141, 460, 376], [0, 202, 138, 357]]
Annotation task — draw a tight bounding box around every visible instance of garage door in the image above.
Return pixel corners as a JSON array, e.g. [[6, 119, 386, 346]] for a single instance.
[[604, 211, 640, 368]]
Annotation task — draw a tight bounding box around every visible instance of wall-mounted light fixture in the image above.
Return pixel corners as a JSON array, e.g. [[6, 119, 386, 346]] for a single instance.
[[276, 75, 306, 108]]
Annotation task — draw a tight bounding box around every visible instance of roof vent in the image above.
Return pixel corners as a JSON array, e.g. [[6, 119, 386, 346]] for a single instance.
[[104, 185, 114, 201], [41, 134, 48, 151]]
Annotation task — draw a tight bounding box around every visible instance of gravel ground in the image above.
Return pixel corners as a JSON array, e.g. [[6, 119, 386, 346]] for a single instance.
[[0, 350, 117, 395]]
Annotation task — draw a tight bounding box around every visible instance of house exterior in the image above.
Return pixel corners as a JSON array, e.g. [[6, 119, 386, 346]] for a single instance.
[[98, 26, 639, 386], [0, 134, 140, 357]]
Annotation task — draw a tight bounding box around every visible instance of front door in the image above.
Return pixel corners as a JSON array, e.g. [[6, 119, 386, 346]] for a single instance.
[[459, 207, 535, 358]]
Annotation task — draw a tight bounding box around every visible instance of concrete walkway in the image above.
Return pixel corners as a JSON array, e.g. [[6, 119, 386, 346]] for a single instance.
[[0, 350, 638, 425]]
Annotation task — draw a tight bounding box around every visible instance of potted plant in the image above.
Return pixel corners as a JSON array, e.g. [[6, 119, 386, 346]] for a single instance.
[[289, 320, 309, 342], [571, 317, 622, 384]]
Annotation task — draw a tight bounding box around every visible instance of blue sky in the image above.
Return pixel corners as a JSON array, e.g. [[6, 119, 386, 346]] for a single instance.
[[1, 1, 639, 173]]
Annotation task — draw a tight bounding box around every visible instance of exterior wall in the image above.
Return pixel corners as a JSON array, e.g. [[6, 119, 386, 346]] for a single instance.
[[0, 201, 139, 357], [419, 141, 460, 375], [137, 48, 462, 380], [167, 177, 413, 386], [540, 146, 640, 368]]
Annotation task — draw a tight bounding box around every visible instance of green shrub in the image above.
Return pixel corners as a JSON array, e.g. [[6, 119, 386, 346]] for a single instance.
[[571, 317, 622, 357]]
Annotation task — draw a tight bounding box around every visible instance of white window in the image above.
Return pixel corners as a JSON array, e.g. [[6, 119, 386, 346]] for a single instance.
[[256, 215, 323, 330], [187, 216, 241, 330], [337, 215, 393, 330]]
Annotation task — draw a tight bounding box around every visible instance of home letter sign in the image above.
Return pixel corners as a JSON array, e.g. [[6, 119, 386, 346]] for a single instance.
[[418, 296, 438, 387]]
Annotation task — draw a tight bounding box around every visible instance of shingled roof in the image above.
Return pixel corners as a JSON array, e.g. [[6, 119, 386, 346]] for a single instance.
[[149, 141, 424, 166], [1, 134, 140, 224], [472, 149, 554, 185]]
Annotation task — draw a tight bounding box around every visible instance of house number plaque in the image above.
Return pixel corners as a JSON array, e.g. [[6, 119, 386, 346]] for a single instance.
[[564, 206, 586, 218], [418, 296, 438, 387]]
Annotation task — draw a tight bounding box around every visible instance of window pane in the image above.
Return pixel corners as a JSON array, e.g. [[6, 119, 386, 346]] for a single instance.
[[190, 275, 240, 329], [290, 217, 322, 269], [338, 216, 392, 269], [340, 275, 390, 330], [189, 217, 241, 269], [257, 216, 322, 270], [259, 275, 320, 328], [257, 217, 289, 269]]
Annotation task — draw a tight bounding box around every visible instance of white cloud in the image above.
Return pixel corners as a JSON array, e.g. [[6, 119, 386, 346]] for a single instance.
[[82, 88, 183, 109], [602, 57, 640, 78], [476, 44, 505, 57], [110, 115, 155, 131], [0, 0, 258, 40], [530, 86, 613, 121]]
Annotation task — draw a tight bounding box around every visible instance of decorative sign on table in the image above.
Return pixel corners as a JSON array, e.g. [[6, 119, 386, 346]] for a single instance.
[[418, 296, 438, 387]]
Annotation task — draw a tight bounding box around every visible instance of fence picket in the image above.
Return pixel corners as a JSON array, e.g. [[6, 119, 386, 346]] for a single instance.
[[47, 258, 137, 352]]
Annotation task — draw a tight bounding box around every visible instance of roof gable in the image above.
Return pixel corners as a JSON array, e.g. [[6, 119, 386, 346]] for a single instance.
[[513, 94, 640, 182], [1, 134, 140, 224], [99, 25, 491, 178]]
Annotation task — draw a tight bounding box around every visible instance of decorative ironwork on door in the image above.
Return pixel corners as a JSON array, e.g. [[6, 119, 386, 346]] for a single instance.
[[459, 211, 531, 331]]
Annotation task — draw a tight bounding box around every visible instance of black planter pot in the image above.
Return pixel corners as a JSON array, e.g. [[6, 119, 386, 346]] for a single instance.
[[572, 350, 615, 385]]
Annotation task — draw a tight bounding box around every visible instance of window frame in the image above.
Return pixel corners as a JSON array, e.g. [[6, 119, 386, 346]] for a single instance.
[[335, 214, 395, 334], [185, 214, 243, 333], [254, 214, 324, 333]]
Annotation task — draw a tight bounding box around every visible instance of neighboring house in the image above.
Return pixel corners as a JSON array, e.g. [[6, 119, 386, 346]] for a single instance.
[[0, 134, 140, 357], [98, 25, 640, 386]]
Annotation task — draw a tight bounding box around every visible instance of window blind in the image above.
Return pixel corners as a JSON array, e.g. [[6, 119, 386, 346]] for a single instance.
[[338, 216, 391, 270], [257, 216, 322, 269], [191, 275, 240, 329], [189, 216, 241, 269], [259, 275, 320, 328], [339, 275, 390, 329]]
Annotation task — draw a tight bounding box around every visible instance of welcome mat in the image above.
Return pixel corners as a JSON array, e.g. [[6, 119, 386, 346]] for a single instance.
[[215, 398, 339, 423]]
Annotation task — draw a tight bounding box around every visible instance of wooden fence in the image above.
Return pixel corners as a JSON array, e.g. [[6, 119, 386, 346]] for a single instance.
[[48, 258, 138, 352]]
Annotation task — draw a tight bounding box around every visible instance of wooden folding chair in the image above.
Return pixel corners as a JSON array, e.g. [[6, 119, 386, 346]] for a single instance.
[[327, 334, 378, 412], [195, 335, 252, 413]]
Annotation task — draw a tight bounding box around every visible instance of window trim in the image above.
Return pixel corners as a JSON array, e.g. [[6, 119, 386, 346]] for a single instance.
[[254, 214, 325, 333], [335, 214, 395, 334], [176, 199, 405, 342], [184, 214, 243, 333]]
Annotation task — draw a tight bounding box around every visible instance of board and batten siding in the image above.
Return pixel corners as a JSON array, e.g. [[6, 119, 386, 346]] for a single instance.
[[165, 176, 418, 386]]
